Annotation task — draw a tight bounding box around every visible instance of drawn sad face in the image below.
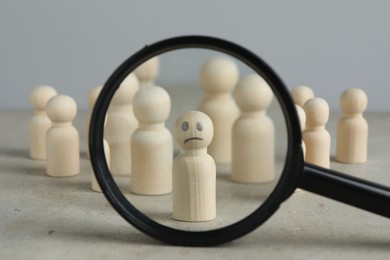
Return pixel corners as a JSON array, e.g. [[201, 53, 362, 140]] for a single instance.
[[174, 111, 214, 150]]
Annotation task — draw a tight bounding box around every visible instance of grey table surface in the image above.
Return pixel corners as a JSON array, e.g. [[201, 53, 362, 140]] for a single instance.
[[1, 87, 390, 259]]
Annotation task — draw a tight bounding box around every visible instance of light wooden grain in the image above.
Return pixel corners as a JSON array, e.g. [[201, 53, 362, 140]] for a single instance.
[[291, 85, 315, 107], [198, 56, 239, 165], [29, 85, 57, 160], [231, 74, 275, 183], [303, 97, 331, 168], [46, 95, 80, 177], [104, 73, 139, 176], [131, 85, 173, 195], [336, 88, 368, 164], [134, 56, 160, 87], [173, 111, 216, 222]]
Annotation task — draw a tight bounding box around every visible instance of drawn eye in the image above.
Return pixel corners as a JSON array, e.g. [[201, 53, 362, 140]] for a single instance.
[[196, 122, 203, 131], [181, 121, 189, 131]]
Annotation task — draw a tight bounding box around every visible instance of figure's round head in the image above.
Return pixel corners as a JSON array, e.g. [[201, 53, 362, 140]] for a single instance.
[[291, 85, 315, 107], [303, 97, 329, 128], [29, 85, 58, 111], [134, 57, 160, 86], [111, 73, 139, 106], [46, 95, 77, 123], [87, 85, 103, 110], [200, 56, 239, 95], [133, 85, 171, 124], [234, 74, 273, 112], [339, 88, 368, 115], [174, 111, 213, 150]]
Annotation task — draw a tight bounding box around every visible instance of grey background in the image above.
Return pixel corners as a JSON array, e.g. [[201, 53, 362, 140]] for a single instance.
[[0, 0, 389, 111]]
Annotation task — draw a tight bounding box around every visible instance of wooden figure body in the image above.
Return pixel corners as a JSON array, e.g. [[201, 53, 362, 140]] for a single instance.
[[303, 98, 331, 169], [336, 88, 368, 164], [86, 85, 102, 159], [104, 73, 139, 176], [173, 111, 216, 222], [295, 104, 306, 159], [29, 85, 57, 160], [134, 56, 160, 87], [131, 85, 173, 195], [231, 74, 275, 183], [291, 85, 315, 107], [198, 56, 239, 165], [46, 95, 80, 177]]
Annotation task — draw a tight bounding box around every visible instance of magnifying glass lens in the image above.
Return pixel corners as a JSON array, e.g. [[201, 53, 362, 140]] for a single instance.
[[90, 36, 303, 245]]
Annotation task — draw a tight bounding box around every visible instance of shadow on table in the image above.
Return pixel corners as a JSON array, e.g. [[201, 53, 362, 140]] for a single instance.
[[10, 210, 389, 250], [54, 221, 166, 247], [57, 222, 390, 250], [0, 147, 30, 159]]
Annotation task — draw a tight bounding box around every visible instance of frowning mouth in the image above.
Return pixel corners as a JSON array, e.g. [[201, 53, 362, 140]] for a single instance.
[[184, 137, 204, 144]]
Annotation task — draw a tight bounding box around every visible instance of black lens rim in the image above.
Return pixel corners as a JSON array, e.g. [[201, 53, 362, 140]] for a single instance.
[[89, 35, 303, 246]]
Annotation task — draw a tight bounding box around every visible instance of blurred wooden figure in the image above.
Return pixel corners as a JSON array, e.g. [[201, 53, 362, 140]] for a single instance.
[[46, 95, 80, 177], [104, 73, 139, 176], [295, 104, 306, 159], [336, 88, 368, 164], [198, 56, 239, 165], [303, 98, 331, 168], [131, 85, 173, 195], [86, 85, 102, 159], [173, 111, 216, 222], [29, 85, 57, 160], [291, 85, 315, 107], [231, 74, 274, 183], [134, 56, 160, 87]]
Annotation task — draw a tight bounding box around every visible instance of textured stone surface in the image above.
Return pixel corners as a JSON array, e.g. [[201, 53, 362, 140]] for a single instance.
[[1, 87, 389, 259]]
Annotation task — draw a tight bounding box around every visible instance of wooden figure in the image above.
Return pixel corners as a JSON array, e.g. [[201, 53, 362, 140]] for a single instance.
[[291, 85, 315, 107], [104, 73, 139, 176], [336, 88, 368, 164], [231, 74, 275, 183], [172, 111, 216, 222], [134, 56, 160, 87], [46, 95, 80, 177], [302, 98, 331, 168], [295, 104, 306, 159], [86, 85, 102, 159], [29, 85, 57, 160], [131, 85, 173, 195], [198, 56, 239, 165]]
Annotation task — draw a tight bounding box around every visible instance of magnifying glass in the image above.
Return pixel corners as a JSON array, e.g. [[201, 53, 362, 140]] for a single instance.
[[89, 35, 390, 246]]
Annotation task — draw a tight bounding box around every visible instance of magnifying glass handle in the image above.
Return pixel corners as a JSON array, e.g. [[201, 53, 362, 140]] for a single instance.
[[300, 163, 390, 218]]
